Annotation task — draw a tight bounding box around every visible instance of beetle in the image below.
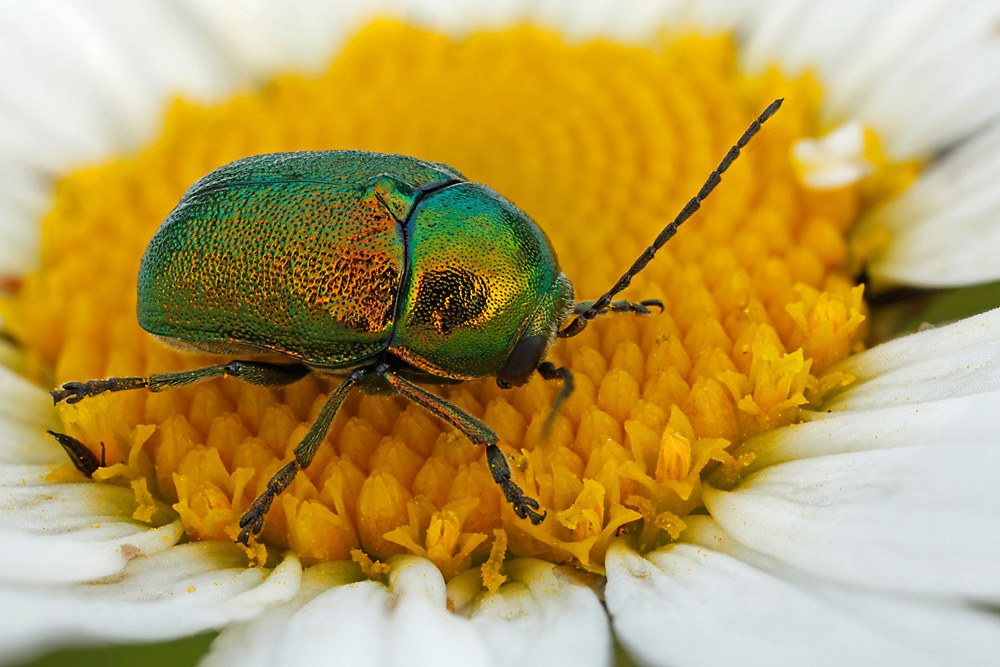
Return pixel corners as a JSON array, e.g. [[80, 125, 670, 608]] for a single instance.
[[52, 99, 782, 546]]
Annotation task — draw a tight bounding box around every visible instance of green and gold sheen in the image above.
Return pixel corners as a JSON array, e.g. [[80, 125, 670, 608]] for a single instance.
[[137, 150, 572, 379]]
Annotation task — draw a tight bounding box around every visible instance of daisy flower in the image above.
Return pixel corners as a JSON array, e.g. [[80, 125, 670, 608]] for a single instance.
[[2, 1, 999, 665]]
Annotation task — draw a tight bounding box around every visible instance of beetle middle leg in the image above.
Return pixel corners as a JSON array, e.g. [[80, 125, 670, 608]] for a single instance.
[[379, 364, 546, 525], [51, 360, 310, 405], [237, 368, 365, 545]]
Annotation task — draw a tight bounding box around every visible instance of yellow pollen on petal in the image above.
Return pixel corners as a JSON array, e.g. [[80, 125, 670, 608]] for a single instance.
[[1, 22, 912, 574], [351, 548, 390, 580]]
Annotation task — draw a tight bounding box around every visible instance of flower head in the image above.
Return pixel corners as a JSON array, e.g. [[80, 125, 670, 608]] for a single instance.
[[1, 1, 999, 665]]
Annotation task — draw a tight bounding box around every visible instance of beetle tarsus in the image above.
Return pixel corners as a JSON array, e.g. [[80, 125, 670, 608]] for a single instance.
[[485, 443, 546, 524], [618, 298, 663, 314], [237, 460, 302, 545], [237, 495, 274, 546], [51, 377, 149, 405], [238, 488, 278, 543], [503, 476, 546, 525], [573, 298, 664, 317], [51, 381, 94, 405], [513, 494, 547, 525]]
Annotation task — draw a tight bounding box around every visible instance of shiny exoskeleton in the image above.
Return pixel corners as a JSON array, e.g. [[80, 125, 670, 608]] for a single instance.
[[52, 99, 783, 546]]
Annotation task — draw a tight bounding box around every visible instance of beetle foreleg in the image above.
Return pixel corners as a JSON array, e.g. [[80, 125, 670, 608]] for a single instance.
[[572, 299, 664, 316], [379, 366, 546, 525], [51, 361, 310, 405], [237, 368, 364, 545], [536, 362, 574, 437]]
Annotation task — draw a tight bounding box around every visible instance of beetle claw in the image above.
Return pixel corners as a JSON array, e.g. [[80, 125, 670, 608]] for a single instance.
[[520, 495, 540, 511], [51, 381, 91, 405], [236, 512, 264, 546], [517, 500, 546, 525], [641, 299, 665, 312], [236, 493, 274, 545], [507, 487, 546, 525], [236, 525, 255, 547]]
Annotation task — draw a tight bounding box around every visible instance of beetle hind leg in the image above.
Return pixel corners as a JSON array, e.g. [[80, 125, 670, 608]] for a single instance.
[[379, 365, 546, 525]]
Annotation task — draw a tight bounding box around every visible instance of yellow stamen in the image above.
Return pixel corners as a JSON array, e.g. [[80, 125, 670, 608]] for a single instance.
[[5, 22, 913, 574], [481, 529, 509, 595]]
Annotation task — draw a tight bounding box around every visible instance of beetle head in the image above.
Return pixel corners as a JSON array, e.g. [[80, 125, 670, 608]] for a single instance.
[[496, 270, 574, 387]]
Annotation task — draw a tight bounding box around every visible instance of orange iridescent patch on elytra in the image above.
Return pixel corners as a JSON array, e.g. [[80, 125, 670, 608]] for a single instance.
[[2, 22, 896, 574]]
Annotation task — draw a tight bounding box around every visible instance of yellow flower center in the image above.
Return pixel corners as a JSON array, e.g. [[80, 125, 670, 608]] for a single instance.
[[2, 22, 908, 577]]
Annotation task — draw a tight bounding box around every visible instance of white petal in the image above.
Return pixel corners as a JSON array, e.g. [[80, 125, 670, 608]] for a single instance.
[[0, 463, 56, 487], [0, 0, 242, 172], [0, 365, 56, 435], [383, 558, 494, 667], [207, 555, 611, 667], [740, 0, 1000, 160], [825, 308, 1000, 411], [0, 342, 62, 470], [669, 0, 760, 35], [205, 556, 491, 667], [735, 392, 1000, 475], [0, 342, 28, 380], [523, 0, 654, 43], [846, 1, 1000, 160], [703, 439, 1000, 601], [792, 122, 873, 189], [200, 559, 359, 666], [606, 540, 1000, 667], [0, 1, 122, 166], [0, 544, 300, 664], [863, 120, 1000, 287], [0, 422, 62, 467], [725, 351, 1000, 594], [0, 480, 184, 584], [175, 0, 383, 78], [742, 0, 866, 77], [457, 559, 611, 667], [0, 162, 45, 274]]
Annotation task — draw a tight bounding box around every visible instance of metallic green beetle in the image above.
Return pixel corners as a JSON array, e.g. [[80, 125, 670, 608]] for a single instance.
[[52, 100, 782, 545]]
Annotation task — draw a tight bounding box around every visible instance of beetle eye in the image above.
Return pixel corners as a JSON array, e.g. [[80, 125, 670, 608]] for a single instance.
[[497, 335, 548, 386]]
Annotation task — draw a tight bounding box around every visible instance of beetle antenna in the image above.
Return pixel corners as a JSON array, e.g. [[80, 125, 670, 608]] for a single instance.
[[558, 98, 784, 339]]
